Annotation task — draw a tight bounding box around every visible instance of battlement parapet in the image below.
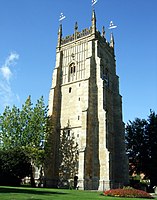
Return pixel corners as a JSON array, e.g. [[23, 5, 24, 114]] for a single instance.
[[61, 27, 93, 45], [60, 27, 113, 53]]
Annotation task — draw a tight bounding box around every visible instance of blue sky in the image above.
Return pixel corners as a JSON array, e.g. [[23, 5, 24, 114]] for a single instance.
[[0, 0, 156, 123]]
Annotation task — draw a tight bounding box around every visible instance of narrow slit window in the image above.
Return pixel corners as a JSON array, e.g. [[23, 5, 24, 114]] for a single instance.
[[67, 130, 70, 136], [70, 67, 73, 74]]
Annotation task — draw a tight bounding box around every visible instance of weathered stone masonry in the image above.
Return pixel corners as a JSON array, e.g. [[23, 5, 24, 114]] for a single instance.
[[45, 10, 128, 190]]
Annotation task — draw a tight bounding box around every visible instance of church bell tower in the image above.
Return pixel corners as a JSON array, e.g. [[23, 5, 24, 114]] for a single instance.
[[45, 10, 128, 190]]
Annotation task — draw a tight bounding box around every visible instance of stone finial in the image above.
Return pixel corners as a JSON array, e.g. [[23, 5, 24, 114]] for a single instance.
[[57, 24, 62, 47], [102, 26, 105, 38], [110, 32, 114, 48], [75, 21, 78, 32], [91, 9, 96, 34], [74, 22, 78, 39]]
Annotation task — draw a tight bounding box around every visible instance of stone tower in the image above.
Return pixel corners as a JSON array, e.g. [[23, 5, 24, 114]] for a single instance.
[[45, 10, 128, 190]]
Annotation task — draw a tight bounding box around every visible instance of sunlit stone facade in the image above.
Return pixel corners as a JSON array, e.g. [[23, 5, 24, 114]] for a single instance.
[[45, 10, 128, 190]]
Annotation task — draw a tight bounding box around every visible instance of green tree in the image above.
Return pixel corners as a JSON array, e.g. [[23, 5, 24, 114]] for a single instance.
[[59, 126, 79, 181], [0, 106, 21, 148], [0, 96, 48, 186], [125, 118, 149, 176], [0, 147, 31, 186], [125, 111, 157, 188], [23, 96, 48, 167], [19, 95, 33, 147], [146, 111, 157, 187]]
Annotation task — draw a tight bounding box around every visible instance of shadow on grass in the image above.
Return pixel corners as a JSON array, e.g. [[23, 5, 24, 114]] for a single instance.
[[0, 187, 68, 196]]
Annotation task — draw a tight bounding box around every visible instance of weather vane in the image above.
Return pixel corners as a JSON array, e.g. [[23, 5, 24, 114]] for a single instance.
[[59, 12, 66, 24], [92, 0, 98, 7], [108, 21, 117, 30]]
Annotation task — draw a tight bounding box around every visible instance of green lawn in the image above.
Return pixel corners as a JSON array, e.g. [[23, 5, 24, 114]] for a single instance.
[[0, 186, 156, 200]]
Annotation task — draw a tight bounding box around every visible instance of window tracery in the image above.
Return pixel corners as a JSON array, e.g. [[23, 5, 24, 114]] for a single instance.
[[68, 62, 76, 82]]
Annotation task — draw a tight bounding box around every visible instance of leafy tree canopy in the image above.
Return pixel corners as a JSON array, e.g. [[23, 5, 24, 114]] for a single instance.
[[0, 147, 31, 186], [125, 110, 157, 187], [0, 95, 48, 166]]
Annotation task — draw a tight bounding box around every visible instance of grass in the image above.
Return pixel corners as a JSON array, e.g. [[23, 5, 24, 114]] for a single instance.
[[0, 186, 156, 200]]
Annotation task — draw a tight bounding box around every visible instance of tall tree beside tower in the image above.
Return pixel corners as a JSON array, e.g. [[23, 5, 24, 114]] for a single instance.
[[125, 111, 157, 188]]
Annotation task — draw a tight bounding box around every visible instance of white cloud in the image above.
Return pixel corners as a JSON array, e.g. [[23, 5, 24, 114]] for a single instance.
[[0, 52, 19, 83], [5, 52, 19, 67], [0, 66, 12, 82], [0, 52, 20, 111]]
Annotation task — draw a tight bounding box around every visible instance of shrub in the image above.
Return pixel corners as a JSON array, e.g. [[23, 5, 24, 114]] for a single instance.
[[104, 187, 154, 199]]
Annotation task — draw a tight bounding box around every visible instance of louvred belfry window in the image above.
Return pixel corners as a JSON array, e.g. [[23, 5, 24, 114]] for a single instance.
[[68, 62, 76, 82]]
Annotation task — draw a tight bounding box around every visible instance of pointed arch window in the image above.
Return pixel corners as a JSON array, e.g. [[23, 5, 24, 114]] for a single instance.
[[68, 62, 76, 82]]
